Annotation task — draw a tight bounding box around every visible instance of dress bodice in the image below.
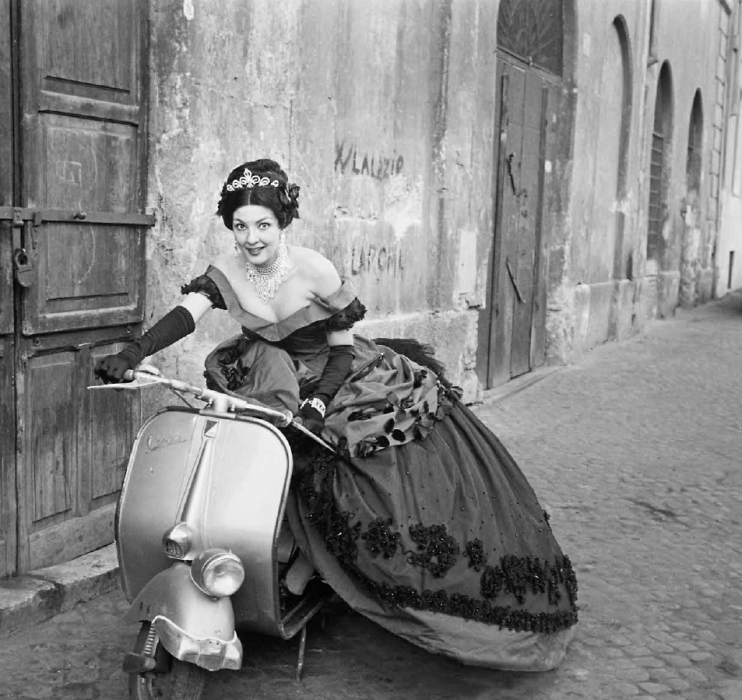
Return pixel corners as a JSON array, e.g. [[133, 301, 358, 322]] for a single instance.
[[193, 263, 454, 460], [183, 264, 366, 362]]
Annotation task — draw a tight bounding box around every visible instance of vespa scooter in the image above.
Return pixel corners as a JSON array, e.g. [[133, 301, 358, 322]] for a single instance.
[[90, 366, 334, 700]]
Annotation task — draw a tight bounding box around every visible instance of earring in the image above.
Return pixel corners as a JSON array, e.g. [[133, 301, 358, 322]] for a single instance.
[[233, 242, 240, 256]]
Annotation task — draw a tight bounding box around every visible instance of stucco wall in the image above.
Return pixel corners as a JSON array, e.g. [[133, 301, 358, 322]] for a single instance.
[[650, 0, 729, 304], [716, 1, 742, 298], [567, 0, 733, 359], [140, 0, 738, 407], [564, 0, 647, 358], [143, 0, 498, 405]]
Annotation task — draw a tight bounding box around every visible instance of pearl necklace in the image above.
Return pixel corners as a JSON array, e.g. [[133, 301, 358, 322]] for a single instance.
[[243, 241, 292, 303]]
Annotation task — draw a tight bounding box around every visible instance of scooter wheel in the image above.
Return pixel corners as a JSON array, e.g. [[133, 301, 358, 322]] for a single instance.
[[128, 622, 206, 700]]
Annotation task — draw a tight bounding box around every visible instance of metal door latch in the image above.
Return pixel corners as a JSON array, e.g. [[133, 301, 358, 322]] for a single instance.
[[507, 153, 517, 195], [505, 257, 525, 303]]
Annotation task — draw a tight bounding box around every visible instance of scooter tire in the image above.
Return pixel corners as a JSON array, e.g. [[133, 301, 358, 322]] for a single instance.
[[128, 622, 206, 700]]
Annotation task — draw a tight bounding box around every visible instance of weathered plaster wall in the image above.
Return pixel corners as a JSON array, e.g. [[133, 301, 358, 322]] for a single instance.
[[143, 0, 497, 407], [535, 1, 579, 367], [566, 0, 732, 359], [649, 0, 730, 314], [566, 0, 647, 359], [140, 0, 737, 406], [715, 1, 742, 299]]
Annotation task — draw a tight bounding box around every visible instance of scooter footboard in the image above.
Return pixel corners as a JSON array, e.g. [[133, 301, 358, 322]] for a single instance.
[[124, 564, 242, 672]]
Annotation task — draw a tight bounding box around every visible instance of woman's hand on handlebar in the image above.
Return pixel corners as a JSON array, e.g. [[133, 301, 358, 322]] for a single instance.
[[94, 353, 136, 384], [298, 396, 327, 435]]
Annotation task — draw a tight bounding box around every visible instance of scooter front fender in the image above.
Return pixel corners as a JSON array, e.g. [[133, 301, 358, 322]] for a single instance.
[[124, 563, 242, 672]]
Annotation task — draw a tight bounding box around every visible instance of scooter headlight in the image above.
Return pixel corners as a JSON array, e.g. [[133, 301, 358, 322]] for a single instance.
[[190, 549, 245, 598]]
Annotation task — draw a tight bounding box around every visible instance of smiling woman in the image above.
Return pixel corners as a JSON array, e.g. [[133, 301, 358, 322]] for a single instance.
[[232, 205, 291, 303], [93, 157, 578, 671]]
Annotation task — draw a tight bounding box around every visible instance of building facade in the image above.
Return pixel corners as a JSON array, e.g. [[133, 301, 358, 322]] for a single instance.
[[716, 4, 742, 297], [146, 0, 740, 397], [0, 0, 739, 576]]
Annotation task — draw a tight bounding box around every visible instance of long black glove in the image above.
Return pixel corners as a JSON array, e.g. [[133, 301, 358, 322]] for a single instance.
[[298, 344, 355, 433], [94, 306, 195, 383]]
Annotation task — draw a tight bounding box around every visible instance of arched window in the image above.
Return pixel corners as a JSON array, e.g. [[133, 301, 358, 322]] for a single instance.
[[686, 90, 703, 196], [591, 16, 632, 283], [497, 0, 564, 76], [647, 61, 674, 261], [613, 16, 632, 279]]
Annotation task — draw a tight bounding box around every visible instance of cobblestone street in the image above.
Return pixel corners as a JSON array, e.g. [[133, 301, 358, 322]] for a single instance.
[[2, 296, 742, 700]]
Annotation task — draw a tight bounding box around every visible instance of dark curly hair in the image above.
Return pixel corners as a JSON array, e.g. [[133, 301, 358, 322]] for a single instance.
[[215, 158, 300, 230]]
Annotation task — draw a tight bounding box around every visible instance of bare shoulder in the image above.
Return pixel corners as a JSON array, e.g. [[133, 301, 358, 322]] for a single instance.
[[212, 253, 240, 280], [290, 245, 342, 297]]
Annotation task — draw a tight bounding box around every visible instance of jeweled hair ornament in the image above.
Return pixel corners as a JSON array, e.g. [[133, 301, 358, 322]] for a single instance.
[[225, 167, 281, 192]]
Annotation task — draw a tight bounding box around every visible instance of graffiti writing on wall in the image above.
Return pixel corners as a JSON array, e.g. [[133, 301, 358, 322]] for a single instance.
[[350, 243, 404, 276], [335, 139, 404, 180]]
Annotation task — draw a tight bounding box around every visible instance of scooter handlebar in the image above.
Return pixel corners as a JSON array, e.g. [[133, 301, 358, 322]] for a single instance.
[[94, 367, 334, 451], [114, 368, 292, 427]]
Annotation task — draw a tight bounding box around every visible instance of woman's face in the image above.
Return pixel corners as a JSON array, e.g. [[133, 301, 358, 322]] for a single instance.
[[232, 204, 282, 267]]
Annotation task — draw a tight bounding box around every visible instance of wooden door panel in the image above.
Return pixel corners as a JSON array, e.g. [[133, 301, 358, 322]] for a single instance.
[[477, 63, 507, 389], [17, 329, 139, 572], [39, 0, 137, 98], [491, 64, 525, 385], [13, 0, 148, 573], [41, 114, 139, 211], [20, 0, 145, 212], [22, 221, 144, 335], [21, 75, 145, 334], [24, 350, 78, 524], [87, 343, 138, 503], [0, 337, 16, 578], [0, 220, 12, 337], [28, 504, 117, 572], [0, 0, 15, 578], [480, 58, 557, 388], [530, 84, 558, 369], [0, 0, 12, 338], [510, 72, 544, 378]]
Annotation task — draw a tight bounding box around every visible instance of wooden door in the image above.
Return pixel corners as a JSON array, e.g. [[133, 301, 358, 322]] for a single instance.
[[477, 58, 558, 388], [1, 0, 152, 575], [0, 0, 16, 578]]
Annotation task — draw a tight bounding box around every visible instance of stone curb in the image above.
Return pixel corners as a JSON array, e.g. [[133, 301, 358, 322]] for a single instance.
[[479, 365, 561, 406], [0, 543, 119, 638]]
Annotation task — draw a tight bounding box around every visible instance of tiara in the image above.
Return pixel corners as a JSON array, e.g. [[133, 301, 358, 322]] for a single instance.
[[225, 167, 281, 192]]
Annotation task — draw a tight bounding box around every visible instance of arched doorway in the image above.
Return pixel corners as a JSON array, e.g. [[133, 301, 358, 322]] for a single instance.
[[477, 0, 572, 388]]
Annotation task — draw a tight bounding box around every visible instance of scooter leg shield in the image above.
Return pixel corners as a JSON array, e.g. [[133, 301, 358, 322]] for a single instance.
[[124, 563, 243, 672]]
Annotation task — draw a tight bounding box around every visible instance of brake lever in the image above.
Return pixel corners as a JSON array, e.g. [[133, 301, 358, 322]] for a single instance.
[[87, 364, 164, 391], [289, 420, 337, 453], [87, 377, 161, 391]]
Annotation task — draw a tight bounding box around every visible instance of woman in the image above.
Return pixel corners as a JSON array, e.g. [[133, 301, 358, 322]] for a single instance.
[[96, 158, 578, 671]]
